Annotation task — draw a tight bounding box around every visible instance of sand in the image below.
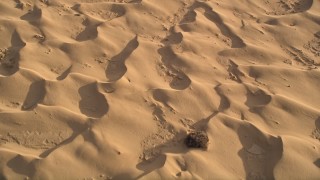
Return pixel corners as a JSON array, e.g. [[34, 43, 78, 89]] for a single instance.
[[0, 0, 319, 179]]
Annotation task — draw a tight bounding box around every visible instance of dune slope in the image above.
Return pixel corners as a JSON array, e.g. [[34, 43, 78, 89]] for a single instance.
[[0, 0, 319, 179]]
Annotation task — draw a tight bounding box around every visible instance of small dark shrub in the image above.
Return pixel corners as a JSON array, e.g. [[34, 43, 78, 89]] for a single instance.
[[185, 131, 209, 149]]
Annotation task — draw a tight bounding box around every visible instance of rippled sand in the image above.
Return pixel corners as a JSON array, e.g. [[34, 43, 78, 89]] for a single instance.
[[0, 0, 319, 179]]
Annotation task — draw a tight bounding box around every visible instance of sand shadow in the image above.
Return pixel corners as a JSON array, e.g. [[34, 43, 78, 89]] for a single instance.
[[20, 5, 47, 43], [78, 83, 109, 118], [227, 60, 245, 83], [22, 80, 46, 110], [178, 1, 245, 48], [56, 65, 72, 80], [203, 8, 245, 48], [312, 117, 320, 141], [21, 80, 46, 111], [129, 0, 142, 3], [105, 36, 139, 82], [14, 0, 28, 10], [7, 155, 36, 178], [158, 31, 191, 90], [20, 5, 42, 22], [0, 30, 26, 76], [152, 89, 170, 107], [214, 84, 231, 112], [39, 118, 94, 158], [315, 117, 320, 130], [76, 18, 100, 42], [191, 111, 219, 131], [136, 133, 188, 179], [0, 173, 6, 180], [39, 131, 81, 158], [249, 0, 313, 15], [237, 123, 283, 180], [135, 107, 217, 179], [244, 86, 272, 112], [6, 111, 94, 176], [314, 158, 320, 168], [134, 154, 167, 179]]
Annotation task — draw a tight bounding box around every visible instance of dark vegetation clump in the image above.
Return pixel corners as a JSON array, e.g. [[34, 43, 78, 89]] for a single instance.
[[185, 131, 209, 149]]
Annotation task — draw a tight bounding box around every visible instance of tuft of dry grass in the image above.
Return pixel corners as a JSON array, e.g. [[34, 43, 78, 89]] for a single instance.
[[185, 131, 209, 149]]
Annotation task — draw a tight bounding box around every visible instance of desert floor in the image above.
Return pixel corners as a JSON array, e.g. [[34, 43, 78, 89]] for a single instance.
[[0, 0, 319, 179]]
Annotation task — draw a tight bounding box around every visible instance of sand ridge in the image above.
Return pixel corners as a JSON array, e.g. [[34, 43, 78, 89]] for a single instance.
[[0, 0, 319, 179]]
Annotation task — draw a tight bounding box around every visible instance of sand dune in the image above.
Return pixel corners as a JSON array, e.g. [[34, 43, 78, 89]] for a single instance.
[[0, 0, 319, 179]]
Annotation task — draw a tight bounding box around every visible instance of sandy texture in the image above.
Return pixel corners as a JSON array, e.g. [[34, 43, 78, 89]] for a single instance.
[[0, 0, 319, 179]]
